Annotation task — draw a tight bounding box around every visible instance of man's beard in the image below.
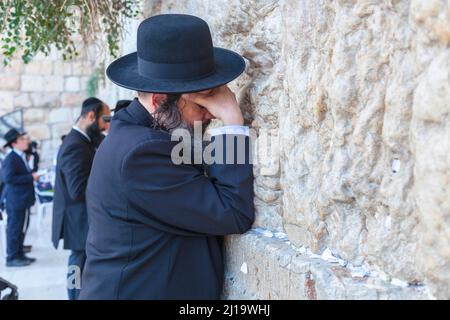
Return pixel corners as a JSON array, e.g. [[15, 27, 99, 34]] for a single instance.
[[86, 120, 104, 148], [168, 119, 212, 163], [168, 119, 211, 135]]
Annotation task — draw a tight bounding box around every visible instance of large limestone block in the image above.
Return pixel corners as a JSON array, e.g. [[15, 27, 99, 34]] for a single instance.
[[0, 75, 21, 90]]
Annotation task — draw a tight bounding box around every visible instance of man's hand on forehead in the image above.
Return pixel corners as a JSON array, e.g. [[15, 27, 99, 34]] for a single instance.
[[182, 85, 243, 126]]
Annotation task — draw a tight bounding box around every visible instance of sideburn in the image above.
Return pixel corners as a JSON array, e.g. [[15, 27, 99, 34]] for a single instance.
[[151, 94, 182, 131]]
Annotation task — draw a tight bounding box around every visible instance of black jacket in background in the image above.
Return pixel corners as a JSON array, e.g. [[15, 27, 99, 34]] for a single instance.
[[30, 151, 39, 173], [79, 99, 254, 300], [52, 129, 96, 250]]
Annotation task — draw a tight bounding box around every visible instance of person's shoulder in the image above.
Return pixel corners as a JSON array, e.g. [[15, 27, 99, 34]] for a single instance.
[[66, 129, 93, 146], [3, 151, 17, 163], [112, 115, 171, 144], [60, 129, 78, 144], [121, 129, 176, 163], [60, 131, 90, 154], [2, 153, 12, 165]]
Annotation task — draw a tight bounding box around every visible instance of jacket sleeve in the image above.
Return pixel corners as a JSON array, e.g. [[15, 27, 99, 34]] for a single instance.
[[121, 134, 255, 237], [2, 156, 33, 185], [60, 144, 92, 201]]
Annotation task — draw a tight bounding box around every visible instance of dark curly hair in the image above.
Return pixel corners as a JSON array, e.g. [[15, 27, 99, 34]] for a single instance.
[[138, 92, 185, 132]]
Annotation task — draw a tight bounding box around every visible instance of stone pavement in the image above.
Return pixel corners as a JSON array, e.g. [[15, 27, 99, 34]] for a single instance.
[[0, 207, 69, 300]]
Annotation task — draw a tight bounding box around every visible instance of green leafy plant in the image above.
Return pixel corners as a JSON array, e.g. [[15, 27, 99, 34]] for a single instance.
[[86, 66, 102, 96], [0, 0, 140, 66]]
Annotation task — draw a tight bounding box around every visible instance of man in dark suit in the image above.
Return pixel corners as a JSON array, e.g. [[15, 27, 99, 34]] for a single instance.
[[79, 15, 254, 299], [2, 129, 39, 267], [52, 97, 110, 300]]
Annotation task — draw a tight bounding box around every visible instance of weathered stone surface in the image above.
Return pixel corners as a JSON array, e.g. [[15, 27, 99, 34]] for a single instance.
[[71, 106, 81, 120], [27, 124, 50, 140], [0, 60, 24, 74], [64, 77, 80, 92], [50, 123, 72, 141], [43, 76, 64, 92], [14, 93, 32, 108], [21, 75, 46, 92], [79, 76, 90, 92], [22, 75, 64, 92], [146, 0, 450, 299], [0, 75, 21, 90], [24, 108, 48, 123], [410, 44, 450, 299], [53, 61, 72, 76], [223, 232, 428, 300], [24, 60, 53, 75], [49, 107, 73, 124], [72, 61, 93, 76], [0, 91, 14, 114], [29, 92, 60, 108], [62, 93, 84, 107]]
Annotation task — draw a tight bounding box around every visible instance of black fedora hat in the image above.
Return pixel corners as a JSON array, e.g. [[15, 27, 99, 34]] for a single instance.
[[3, 128, 26, 148], [106, 14, 246, 94], [103, 99, 133, 122]]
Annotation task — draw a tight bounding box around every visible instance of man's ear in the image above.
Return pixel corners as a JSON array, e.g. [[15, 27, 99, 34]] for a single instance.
[[151, 94, 167, 110], [87, 110, 96, 123]]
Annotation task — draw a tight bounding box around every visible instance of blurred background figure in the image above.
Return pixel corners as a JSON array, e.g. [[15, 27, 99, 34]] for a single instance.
[[25, 141, 40, 173], [87, 100, 110, 148], [1, 129, 39, 267], [101, 99, 132, 124], [51, 97, 109, 300], [52, 135, 66, 171]]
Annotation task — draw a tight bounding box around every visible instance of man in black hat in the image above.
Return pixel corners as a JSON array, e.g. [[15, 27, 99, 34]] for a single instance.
[[80, 14, 254, 299], [1, 129, 39, 267], [52, 97, 110, 300]]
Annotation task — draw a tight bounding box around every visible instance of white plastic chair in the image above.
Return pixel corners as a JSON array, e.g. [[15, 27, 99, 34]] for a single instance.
[[34, 186, 53, 229], [34, 191, 53, 229], [34, 170, 54, 228]]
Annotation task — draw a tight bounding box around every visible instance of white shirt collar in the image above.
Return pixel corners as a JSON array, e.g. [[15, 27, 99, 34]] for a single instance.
[[72, 125, 91, 142], [12, 148, 31, 170], [12, 148, 25, 157]]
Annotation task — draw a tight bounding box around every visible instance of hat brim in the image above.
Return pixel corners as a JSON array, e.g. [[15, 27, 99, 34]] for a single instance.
[[3, 132, 26, 148], [106, 48, 246, 94]]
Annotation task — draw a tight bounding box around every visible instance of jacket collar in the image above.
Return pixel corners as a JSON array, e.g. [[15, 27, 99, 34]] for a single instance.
[[72, 125, 91, 142], [9, 149, 30, 172], [12, 148, 25, 158], [119, 98, 154, 128], [70, 128, 94, 148]]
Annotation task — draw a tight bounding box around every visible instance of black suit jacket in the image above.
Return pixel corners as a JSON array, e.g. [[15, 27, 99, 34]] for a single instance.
[[52, 129, 96, 250], [1, 151, 35, 211], [79, 99, 254, 299]]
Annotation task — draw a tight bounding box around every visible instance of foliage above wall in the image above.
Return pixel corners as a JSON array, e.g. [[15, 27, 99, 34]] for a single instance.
[[0, 0, 140, 65]]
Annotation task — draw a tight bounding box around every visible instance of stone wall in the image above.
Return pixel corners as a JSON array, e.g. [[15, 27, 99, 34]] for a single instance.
[[0, 48, 98, 168], [145, 0, 450, 299]]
